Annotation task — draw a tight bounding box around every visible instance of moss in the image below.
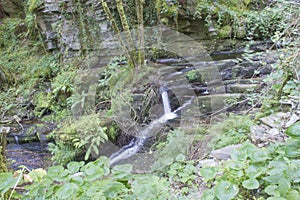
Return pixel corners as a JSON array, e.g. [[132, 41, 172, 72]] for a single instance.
[[0, 130, 8, 173], [218, 25, 232, 38], [0, 149, 8, 173], [235, 26, 247, 39]]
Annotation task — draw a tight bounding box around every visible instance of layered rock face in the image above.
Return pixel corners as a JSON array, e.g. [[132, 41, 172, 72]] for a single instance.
[[37, 0, 114, 56]]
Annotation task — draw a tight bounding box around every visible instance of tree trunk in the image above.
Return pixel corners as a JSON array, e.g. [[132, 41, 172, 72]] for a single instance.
[[0, 128, 8, 173]]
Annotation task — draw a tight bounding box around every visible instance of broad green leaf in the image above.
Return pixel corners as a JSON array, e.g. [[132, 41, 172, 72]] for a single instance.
[[267, 161, 288, 176], [263, 175, 281, 184], [286, 190, 300, 200], [84, 164, 104, 181], [55, 183, 78, 199], [245, 165, 262, 178], [48, 166, 64, 176], [264, 185, 280, 196], [250, 149, 270, 162], [285, 139, 300, 158], [112, 164, 133, 179], [27, 168, 47, 182], [183, 164, 196, 175], [67, 161, 84, 174], [71, 176, 84, 186], [0, 173, 17, 194], [239, 142, 258, 155], [242, 179, 260, 190], [278, 178, 290, 197], [266, 197, 286, 200], [199, 167, 218, 181], [35, 186, 46, 200], [231, 149, 248, 161], [286, 121, 300, 138], [104, 182, 128, 198], [48, 166, 68, 181], [95, 156, 110, 167], [201, 189, 215, 200], [214, 181, 238, 200], [227, 160, 244, 170], [86, 184, 103, 197], [45, 185, 55, 198]]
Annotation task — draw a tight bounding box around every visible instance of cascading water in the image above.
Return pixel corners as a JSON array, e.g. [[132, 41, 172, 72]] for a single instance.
[[109, 86, 193, 166], [13, 134, 19, 144], [160, 86, 172, 114]]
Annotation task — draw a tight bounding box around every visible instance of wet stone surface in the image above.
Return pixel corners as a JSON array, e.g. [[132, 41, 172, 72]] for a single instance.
[[6, 142, 51, 170]]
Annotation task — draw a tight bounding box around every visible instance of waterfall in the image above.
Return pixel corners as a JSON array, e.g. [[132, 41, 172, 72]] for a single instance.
[[13, 134, 19, 144], [109, 86, 193, 166], [160, 86, 171, 114]]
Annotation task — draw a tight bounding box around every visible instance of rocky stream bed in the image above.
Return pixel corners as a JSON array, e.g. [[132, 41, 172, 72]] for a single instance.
[[0, 38, 286, 172]]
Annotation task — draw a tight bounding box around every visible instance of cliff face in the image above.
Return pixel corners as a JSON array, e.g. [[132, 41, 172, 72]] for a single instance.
[[1, 0, 201, 63], [38, 0, 114, 57]]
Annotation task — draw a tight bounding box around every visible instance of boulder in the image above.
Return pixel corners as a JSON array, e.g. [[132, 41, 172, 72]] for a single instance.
[[209, 144, 242, 160]]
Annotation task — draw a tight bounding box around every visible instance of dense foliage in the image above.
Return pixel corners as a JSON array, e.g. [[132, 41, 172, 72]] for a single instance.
[[0, 0, 299, 199]]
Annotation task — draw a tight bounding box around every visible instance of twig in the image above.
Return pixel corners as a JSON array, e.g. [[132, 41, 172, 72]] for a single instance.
[[9, 167, 25, 200]]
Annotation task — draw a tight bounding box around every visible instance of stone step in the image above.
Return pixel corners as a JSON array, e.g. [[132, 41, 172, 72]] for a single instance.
[[171, 59, 238, 72], [192, 93, 243, 113], [223, 78, 263, 85], [226, 84, 258, 93]]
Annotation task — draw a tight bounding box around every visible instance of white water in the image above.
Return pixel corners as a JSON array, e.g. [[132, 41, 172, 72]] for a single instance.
[[160, 86, 172, 114], [109, 86, 193, 166], [14, 135, 19, 144]]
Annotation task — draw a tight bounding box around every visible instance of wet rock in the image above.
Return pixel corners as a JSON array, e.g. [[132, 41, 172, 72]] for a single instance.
[[6, 142, 51, 170], [250, 112, 299, 147], [209, 144, 242, 160], [226, 84, 258, 93], [250, 125, 267, 144], [7, 122, 55, 144], [236, 26, 246, 39], [250, 125, 285, 147], [240, 66, 257, 79], [45, 31, 57, 50], [260, 112, 290, 128], [44, 0, 60, 13], [231, 65, 244, 78], [195, 93, 242, 113], [284, 113, 299, 128], [60, 20, 81, 50], [221, 68, 232, 80], [197, 159, 218, 168], [258, 64, 273, 76]]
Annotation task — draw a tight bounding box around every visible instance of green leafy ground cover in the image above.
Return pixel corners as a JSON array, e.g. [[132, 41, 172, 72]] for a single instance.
[[0, 0, 299, 199]]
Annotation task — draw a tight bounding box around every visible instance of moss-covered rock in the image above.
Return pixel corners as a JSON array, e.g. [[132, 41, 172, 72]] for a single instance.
[[218, 25, 232, 39], [0, 127, 8, 173], [235, 26, 247, 39]]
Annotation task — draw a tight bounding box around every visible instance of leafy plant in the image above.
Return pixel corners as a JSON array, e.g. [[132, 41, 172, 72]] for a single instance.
[[200, 141, 300, 200], [162, 154, 198, 195], [195, 0, 287, 39], [0, 157, 174, 199], [208, 114, 255, 150], [152, 130, 191, 172], [49, 114, 109, 165]]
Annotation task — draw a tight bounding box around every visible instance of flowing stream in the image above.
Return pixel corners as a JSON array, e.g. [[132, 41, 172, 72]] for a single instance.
[[3, 39, 271, 169], [4, 122, 53, 170], [109, 86, 193, 166]]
